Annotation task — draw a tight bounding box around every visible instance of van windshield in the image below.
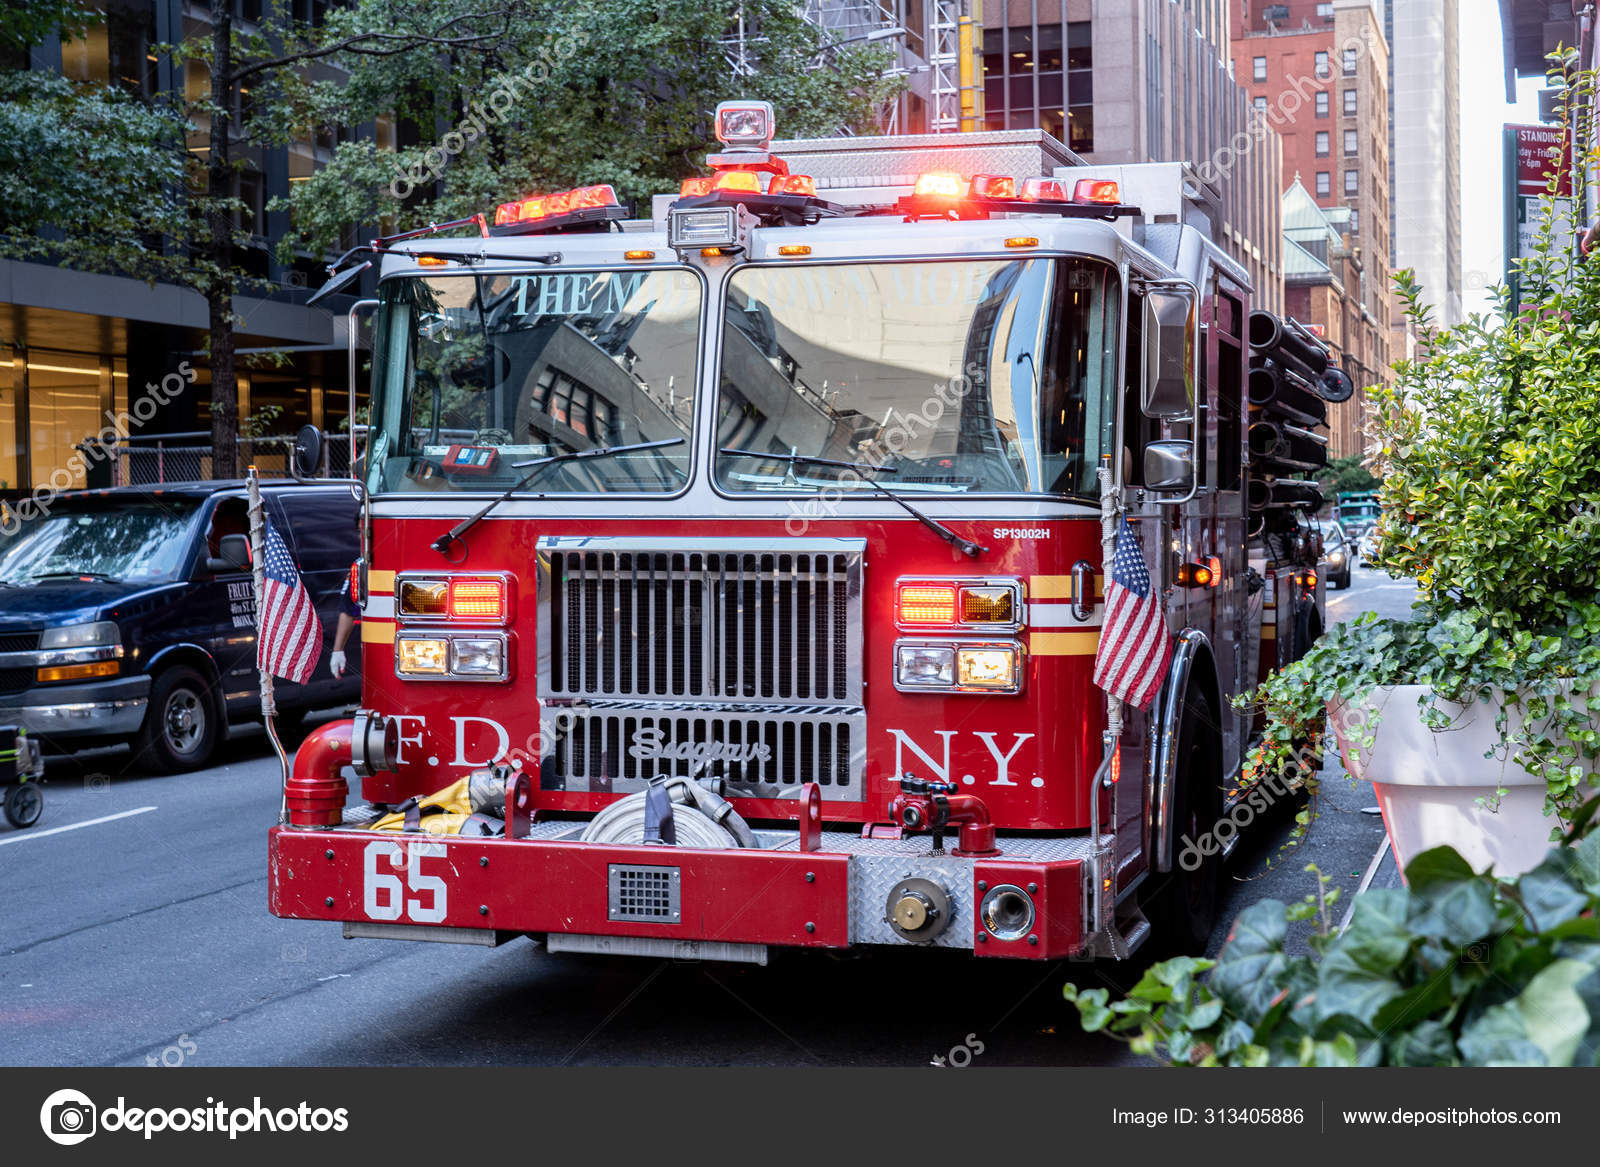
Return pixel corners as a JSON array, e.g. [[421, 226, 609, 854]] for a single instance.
[[0, 501, 200, 585]]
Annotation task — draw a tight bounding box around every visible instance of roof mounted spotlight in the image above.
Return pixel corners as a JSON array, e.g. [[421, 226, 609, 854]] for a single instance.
[[714, 100, 775, 152]]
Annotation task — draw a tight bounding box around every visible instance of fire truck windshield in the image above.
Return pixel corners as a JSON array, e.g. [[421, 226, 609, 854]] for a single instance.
[[366, 268, 701, 494], [716, 256, 1120, 499]]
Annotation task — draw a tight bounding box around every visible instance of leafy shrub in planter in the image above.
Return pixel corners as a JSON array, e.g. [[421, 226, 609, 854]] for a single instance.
[[1064, 805, 1600, 1066], [1242, 68, 1600, 821]]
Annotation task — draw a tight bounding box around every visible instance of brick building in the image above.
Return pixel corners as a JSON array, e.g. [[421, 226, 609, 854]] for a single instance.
[[1233, 0, 1391, 453], [1281, 179, 1378, 460]]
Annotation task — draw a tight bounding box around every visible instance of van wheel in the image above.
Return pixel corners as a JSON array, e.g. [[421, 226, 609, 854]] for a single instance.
[[133, 666, 219, 773], [1144, 688, 1223, 956]]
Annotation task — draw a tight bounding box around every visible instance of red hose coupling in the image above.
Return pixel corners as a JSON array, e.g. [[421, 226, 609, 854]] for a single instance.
[[944, 793, 999, 858], [285, 719, 353, 828], [890, 779, 1000, 857]]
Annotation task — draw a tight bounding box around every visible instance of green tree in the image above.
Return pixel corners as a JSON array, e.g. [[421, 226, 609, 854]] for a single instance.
[[1, 1, 896, 478], [1317, 453, 1379, 498], [277, 0, 903, 258]]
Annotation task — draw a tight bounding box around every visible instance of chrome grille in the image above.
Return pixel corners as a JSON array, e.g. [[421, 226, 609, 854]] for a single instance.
[[545, 706, 866, 798], [538, 537, 864, 705]]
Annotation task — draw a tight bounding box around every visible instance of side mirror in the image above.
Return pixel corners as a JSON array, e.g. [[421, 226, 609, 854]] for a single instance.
[[1143, 440, 1195, 496], [206, 533, 252, 573], [1141, 289, 1197, 419], [293, 424, 325, 479]]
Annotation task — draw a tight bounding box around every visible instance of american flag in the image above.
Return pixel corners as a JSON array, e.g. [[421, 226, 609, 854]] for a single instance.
[[1092, 517, 1173, 711], [258, 515, 323, 685]]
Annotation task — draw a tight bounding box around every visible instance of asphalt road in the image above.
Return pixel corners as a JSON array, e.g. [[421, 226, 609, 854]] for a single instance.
[[0, 563, 1417, 1068]]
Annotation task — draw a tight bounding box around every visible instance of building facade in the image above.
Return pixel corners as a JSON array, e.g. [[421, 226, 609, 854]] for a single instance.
[[1235, 0, 1391, 438], [1388, 0, 1463, 330], [1, 1, 368, 499], [965, 0, 1284, 311], [1282, 179, 1379, 459]]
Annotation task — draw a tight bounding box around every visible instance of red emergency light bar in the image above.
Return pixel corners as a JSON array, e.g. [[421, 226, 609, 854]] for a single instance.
[[899, 170, 1135, 222], [490, 184, 625, 235]]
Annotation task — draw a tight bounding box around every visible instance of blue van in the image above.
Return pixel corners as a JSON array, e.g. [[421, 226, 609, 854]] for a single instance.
[[0, 481, 362, 772]]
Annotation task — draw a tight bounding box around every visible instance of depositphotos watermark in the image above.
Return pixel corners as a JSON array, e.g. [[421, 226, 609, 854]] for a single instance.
[[783, 362, 987, 537], [1176, 702, 1371, 872], [389, 30, 589, 199], [0, 361, 196, 537], [39, 1087, 349, 1145]]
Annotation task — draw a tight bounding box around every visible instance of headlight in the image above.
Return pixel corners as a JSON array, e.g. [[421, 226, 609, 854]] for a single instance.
[[956, 646, 1020, 690], [896, 644, 955, 687], [396, 637, 449, 676], [894, 640, 1024, 693], [40, 621, 120, 649], [450, 636, 505, 677], [1328, 551, 1345, 564]]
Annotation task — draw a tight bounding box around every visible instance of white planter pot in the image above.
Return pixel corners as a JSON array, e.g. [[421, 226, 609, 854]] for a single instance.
[[1329, 686, 1597, 879]]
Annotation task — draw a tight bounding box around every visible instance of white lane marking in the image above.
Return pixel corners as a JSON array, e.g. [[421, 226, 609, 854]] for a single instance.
[[0, 806, 157, 847]]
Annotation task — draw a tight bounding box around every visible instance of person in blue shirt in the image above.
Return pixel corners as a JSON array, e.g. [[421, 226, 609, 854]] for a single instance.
[[330, 560, 360, 679]]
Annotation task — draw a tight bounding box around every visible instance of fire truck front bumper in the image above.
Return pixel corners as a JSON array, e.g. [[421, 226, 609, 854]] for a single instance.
[[268, 823, 1097, 962]]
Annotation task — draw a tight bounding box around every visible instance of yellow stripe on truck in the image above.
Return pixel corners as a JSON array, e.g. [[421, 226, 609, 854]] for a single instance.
[[1028, 574, 1104, 600], [367, 570, 396, 594], [362, 620, 397, 645], [1029, 631, 1100, 656]]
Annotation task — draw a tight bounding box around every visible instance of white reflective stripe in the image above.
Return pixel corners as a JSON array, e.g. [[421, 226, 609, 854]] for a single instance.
[[364, 595, 395, 619], [1027, 602, 1101, 629]]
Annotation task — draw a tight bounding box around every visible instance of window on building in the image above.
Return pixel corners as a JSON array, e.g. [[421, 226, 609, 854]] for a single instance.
[[1315, 91, 1329, 118], [1344, 128, 1358, 155], [982, 22, 1093, 153], [1344, 169, 1359, 195], [1343, 47, 1358, 75], [1253, 56, 1266, 82], [1314, 51, 1329, 78], [1316, 172, 1331, 197], [1317, 2, 1334, 19], [1315, 131, 1330, 156], [1350, 208, 1360, 234], [1343, 88, 1357, 115], [1253, 95, 1268, 113]]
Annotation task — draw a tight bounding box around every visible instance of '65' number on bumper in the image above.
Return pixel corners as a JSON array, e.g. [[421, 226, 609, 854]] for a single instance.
[[362, 839, 448, 923]]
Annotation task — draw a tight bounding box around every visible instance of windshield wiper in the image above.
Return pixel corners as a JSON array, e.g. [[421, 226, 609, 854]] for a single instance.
[[432, 437, 686, 557], [719, 448, 986, 558], [31, 570, 121, 583]]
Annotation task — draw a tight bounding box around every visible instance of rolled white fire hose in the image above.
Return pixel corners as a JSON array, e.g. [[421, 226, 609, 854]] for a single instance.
[[579, 777, 751, 849]]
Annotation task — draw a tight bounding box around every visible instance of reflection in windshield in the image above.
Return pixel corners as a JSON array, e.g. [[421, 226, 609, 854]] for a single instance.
[[0, 502, 199, 585], [716, 258, 1120, 497], [368, 270, 701, 494]]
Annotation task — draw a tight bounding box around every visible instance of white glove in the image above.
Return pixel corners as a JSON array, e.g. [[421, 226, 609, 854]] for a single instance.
[[330, 650, 347, 679]]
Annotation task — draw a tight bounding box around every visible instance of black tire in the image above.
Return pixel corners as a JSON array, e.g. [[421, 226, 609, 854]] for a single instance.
[[1144, 688, 1223, 956], [132, 666, 220, 773], [4, 782, 42, 829]]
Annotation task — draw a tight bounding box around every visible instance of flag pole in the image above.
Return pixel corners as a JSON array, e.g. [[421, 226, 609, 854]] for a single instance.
[[1091, 459, 1123, 951], [247, 468, 291, 820]]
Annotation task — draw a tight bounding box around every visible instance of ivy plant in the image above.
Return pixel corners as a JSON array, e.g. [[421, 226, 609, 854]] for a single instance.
[[1065, 803, 1600, 1066], [1240, 62, 1600, 826]]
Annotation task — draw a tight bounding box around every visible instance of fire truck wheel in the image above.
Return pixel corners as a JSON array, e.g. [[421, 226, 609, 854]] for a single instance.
[[1145, 688, 1223, 956], [132, 666, 220, 774]]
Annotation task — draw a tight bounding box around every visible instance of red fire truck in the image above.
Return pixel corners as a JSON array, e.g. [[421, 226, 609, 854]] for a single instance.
[[269, 102, 1333, 963]]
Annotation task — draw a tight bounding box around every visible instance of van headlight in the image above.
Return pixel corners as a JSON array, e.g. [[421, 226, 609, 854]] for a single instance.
[[40, 621, 120, 649]]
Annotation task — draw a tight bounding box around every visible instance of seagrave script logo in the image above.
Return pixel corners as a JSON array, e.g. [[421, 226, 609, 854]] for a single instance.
[[41, 1088, 97, 1146], [628, 726, 771, 768]]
